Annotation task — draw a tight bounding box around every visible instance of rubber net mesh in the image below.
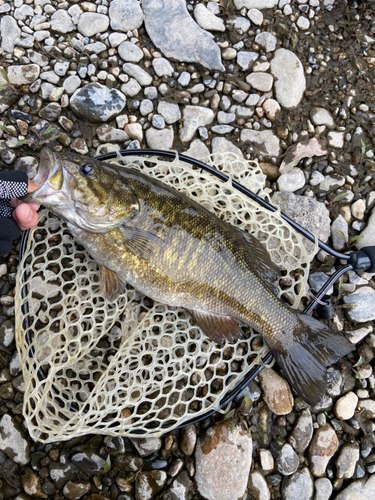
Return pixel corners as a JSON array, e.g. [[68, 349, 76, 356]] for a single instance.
[[15, 152, 317, 443]]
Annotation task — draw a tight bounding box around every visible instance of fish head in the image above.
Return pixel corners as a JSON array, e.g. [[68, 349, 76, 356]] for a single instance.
[[25, 148, 139, 232]]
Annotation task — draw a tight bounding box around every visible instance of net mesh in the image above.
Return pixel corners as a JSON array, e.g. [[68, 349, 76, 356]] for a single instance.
[[15, 152, 317, 443]]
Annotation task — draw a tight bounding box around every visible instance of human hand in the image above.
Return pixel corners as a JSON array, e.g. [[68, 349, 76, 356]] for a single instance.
[[11, 180, 40, 230]]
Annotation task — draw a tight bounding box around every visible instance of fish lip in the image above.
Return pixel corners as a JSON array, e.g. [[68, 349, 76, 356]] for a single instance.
[[23, 148, 62, 201]]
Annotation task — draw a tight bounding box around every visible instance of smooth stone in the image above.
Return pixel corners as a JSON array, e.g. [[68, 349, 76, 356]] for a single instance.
[[343, 287, 375, 323], [136, 470, 167, 499], [1, 16, 21, 53], [152, 58, 174, 77], [84, 42, 107, 55], [211, 137, 243, 160], [297, 16, 310, 30], [152, 114, 165, 129], [143, 0, 224, 71], [258, 448, 274, 472], [39, 103, 61, 121], [108, 32, 127, 48], [309, 272, 334, 295], [288, 409, 313, 454], [237, 51, 258, 70], [234, 0, 278, 7], [270, 49, 306, 109], [248, 8, 264, 26], [184, 139, 210, 160], [259, 367, 293, 415], [357, 399, 375, 419], [319, 175, 345, 191], [130, 437, 162, 457], [194, 3, 225, 31], [331, 214, 348, 251], [255, 32, 277, 52], [0, 414, 30, 464], [281, 467, 314, 500], [63, 481, 91, 500], [14, 4, 34, 20], [157, 101, 181, 124], [263, 98, 281, 121], [0, 319, 15, 347], [180, 106, 214, 143], [7, 64, 40, 85], [310, 107, 335, 128], [123, 63, 153, 86], [308, 424, 338, 477], [96, 124, 128, 142], [328, 131, 344, 149], [310, 171, 324, 186], [240, 129, 280, 158], [277, 168, 305, 193], [77, 13, 109, 37], [346, 325, 372, 344], [145, 126, 174, 150], [334, 474, 375, 500], [49, 10, 75, 33], [71, 450, 106, 474], [336, 444, 360, 480], [334, 391, 358, 420], [140, 99, 154, 116], [125, 123, 143, 142], [195, 425, 252, 500], [109, 0, 144, 31], [217, 111, 236, 124], [70, 83, 126, 123], [166, 471, 193, 500], [63, 75, 81, 95], [246, 72, 273, 92], [118, 41, 143, 62], [356, 206, 375, 250], [249, 471, 270, 500], [277, 443, 299, 476], [211, 125, 234, 134], [351, 199, 366, 220], [178, 71, 191, 86], [121, 78, 141, 96], [180, 425, 197, 456], [313, 478, 332, 500]]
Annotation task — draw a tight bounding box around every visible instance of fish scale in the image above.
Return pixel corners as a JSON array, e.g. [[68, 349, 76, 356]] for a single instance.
[[24, 148, 355, 405]]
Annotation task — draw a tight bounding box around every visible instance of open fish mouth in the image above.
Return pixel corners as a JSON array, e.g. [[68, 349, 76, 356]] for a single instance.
[[24, 149, 67, 202]]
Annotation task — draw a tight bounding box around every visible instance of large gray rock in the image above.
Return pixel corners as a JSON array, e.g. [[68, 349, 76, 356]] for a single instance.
[[343, 286, 375, 323], [1, 16, 21, 53], [7, 64, 40, 85], [145, 126, 174, 150], [271, 192, 330, 253], [335, 474, 375, 500], [0, 414, 30, 464], [143, 0, 224, 71], [70, 83, 126, 123], [270, 49, 306, 109], [109, 0, 144, 31], [195, 425, 252, 500], [49, 10, 75, 33], [240, 129, 281, 158], [281, 467, 314, 500], [308, 424, 338, 477], [77, 13, 109, 37]]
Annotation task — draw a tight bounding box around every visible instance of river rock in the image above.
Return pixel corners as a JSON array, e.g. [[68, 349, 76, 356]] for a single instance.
[[334, 391, 358, 420], [109, 0, 144, 31], [118, 41, 144, 62], [281, 467, 314, 500], [180, 425, 197, 456], [334, 473, 375, 500], [70, 83, 126, 123], [77, 13, 109, 37], [356, 206, 375, 250], [259, 367, 293, 415], [71, 450, 106, 474], [152, 58, 174, 77], [157, 101, 181, 124], [313, 478, 332, 500], [343, 287, 375, 322], [195, 424, 252, 500], [255, 32, 277, 52], [145, 126, 174, 149], [0, 413, 30, 464], [184, 139, 210, 160], [246, 72, 273, 92], [123, 63, 153, 86], [240, 129, 281, 158], [308, 424, 339, 477], [1, 15, 21, 53], [49, 10, 75, 33], [194, 3, 225, 31], [277, 443, 299, 476], [63, 481, 91, 500], [180, 106, 214, 143], [136, 471, 167, 500], [277, 167, 306, 193], [7, 64, 40, 85], [143, 0, 225, 71], [234, 0, 278, 8], [237, 51, 259, 70], [310, 107, 335, 128], [270, 49, 306, 109], [249, 471, 271, 500], [336, 443, 360, 479], [288, 409, 313, 453], [331, 214, 348, 251]]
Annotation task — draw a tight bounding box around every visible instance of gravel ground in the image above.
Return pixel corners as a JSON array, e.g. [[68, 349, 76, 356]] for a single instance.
[[1, 0, 375, 499]]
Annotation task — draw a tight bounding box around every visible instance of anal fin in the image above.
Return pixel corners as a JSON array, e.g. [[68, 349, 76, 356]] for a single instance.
[[101, 266, 126, 303], [189, 310, 244, 346]]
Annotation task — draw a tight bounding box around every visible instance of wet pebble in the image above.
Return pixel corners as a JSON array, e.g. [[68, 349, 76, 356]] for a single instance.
[[71, 450, 106, 474], [130, 436, 162, 457], [249, 470, 271, 500], [63, 481, 91, 500], [288, 409, 313, 453], [136, 470, 167, 500], [0, 414, 30, 464], [334, 391, 358, 420], [180, 425, 197, 456], [276, 443, 299, 476], [259, 367, 294, 415], [308, 424, 338, 477], [343, 287, 375, 323]]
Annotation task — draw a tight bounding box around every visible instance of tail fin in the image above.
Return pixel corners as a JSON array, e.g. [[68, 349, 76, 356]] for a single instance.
[[271, 314, 355, 406]]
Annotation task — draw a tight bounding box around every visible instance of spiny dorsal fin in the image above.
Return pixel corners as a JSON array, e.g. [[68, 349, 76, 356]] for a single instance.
[[101, 266, 126, 303], [119, 226, 166, 260], [189, 310, 244, 346]]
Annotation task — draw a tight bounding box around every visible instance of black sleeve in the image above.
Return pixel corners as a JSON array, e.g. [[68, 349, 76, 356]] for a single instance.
[[0, 170, 28, 200]]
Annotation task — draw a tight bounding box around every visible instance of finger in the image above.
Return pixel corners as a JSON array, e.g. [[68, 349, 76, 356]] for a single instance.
[[13, 204, 39, 231], [28, 179, 41, 193], [10, 199, 39, 210]]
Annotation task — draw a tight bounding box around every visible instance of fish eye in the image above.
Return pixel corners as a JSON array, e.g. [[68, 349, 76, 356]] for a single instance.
[[80, 164, 94, 177]]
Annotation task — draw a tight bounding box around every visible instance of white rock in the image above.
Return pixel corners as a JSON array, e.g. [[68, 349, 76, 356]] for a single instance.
[[122, 63, 152, 86], [240, 129, 281, 158], [335, 474, 375, 500], [334, 392, 358, 420], [310, 107, 335, 128], [194, 3, 225, 32], [246, 72, 273, 92], [308, 424, 338, 478], [237, 51, 258, 70], [96, 124, 128, 142], [356, 206, 375, 250], [125, 123, 143, 142], [247, 8, 263, 26], [262, 98, 281, 121], [331, 214, 348, 251], [152, 58, 174, 77], [109, 0, 144, 31], [77, 13, 109, 37], [145, 126, 174, 150], [249, 471, 270, 500], [1, 16, 21, 53], [351, 199, 366, 220], [336, 444, 360, 480], [157, 101, 181, 124], [7, 64, 40, 85], [49, 10, 75, 33], [184, 139, 210, 160], [314, 478, 332, 500], [234, 0, 278, 9], [118, 41, 143, 63], [121, 78, 141, 97], [0, 414, 30, 464], [180, 106, 214, 143], [259, 367, 294, 415], [328, 131, 344, 149], [63, 75, 81, 95], [277, 168, 306, 192], [255, 32, 277, 52], [270, 48, 306, 109], [297, 16, 310, 30]]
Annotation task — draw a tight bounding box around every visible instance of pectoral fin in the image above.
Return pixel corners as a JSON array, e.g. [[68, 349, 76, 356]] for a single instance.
[[101, 266, 126, 303], [119, 226, 165, 260], [189, 310, 244, 346]]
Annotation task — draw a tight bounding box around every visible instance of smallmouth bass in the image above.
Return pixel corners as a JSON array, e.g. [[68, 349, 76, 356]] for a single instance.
[[24, 149, 354, 405]]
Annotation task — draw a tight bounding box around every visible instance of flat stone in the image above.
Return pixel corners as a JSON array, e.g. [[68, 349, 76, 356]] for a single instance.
[[248, 8, 264, 26], [310, 107, 335, 128], [255, 32, 277, 52], [288, 409, 313, 454], [145, 126, 174, 150], [277, 168, 306, 193], [125, 123, 143, 142], [319, 175, 345, 191], [7, 64, 40, 85], [335, 474, 375, 500], [195, 424, 252, 500], [194, 3, 225, 31], [356, 206, 375, 250], [331, 214, 348, 251], [130, 437, 162, 457], [281, 467, 314, 500], [118, 41, 143, 62], [1, 16, 21, 53], [277, 443, 299, 476], [314, 478, 333, 500], [70, 83, 126, 123], [308, 424, 338, 477], [351, 199, 366, 220], [123, 63, 153, 86], [259, 367, 293, 415], [334, 391, 358, 420], [63, 75, 81, 95], [343, 286, 375, 323], [121, 78, 141, 96], [157, 101, 181, 124], [180, 106, 214, 143], [143, 0, 224, 71], [63, 481, 91, 500], [96, 124, 128, 142], [270, 48, 306, 109], [336, 444, 360, 479], [71, 451, 106, 474], [237, 51, 258, 70], [249, 471, 270, 500], [49, 10, 75, 33], [357, 399, 375, 419], [263, 98, 281, 121], [246, 72, 273, 92], [234, 0, 278, 7], [136, 471, 167, 500], [0, 414, 30, 464], [328, 131, 344, 149], [109, 0, 144, 31], [152, 58, 174, 77], [211, 137, 243, 160], [184, 139, 210, 160], [240, 129, 280, 158], [77, 13, 109, 37], [258, 448, 274, 472]]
